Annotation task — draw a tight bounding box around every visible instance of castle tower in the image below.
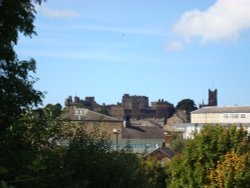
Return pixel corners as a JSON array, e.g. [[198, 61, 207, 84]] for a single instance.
[[208, 89, 217, 106]]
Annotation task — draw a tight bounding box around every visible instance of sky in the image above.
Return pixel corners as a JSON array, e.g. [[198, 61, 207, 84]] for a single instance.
[[15, 0, 250, 107]]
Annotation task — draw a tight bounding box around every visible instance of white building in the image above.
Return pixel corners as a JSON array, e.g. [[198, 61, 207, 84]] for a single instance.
[[174, 106, 250, 139], [191, 106, 250, 124], [174, 123, 201, 139]]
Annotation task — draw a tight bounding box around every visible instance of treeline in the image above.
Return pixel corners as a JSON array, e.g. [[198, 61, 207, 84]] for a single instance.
[[1, 111, 250, 188], [0, 110, 167, 188]]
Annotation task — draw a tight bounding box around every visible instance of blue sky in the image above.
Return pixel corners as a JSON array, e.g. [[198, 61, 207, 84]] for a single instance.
[[16, 0, 250, 107]]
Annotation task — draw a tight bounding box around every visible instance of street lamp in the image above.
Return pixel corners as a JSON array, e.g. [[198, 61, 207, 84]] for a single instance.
[[113, 128, 122, 151]]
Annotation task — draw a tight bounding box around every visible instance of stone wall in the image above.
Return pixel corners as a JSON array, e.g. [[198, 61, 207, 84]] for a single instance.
[[68, 120, 123, 140]]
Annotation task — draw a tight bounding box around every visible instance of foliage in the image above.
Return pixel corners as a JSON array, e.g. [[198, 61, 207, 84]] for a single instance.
[[0, 0, 44, 131], [0, 0, 40, 61], [0, 110, 156, 188], [209, 150, 250, 188], [44, 103, 62, 118], [143, 157, 168, 188], [0, 109, 65, 188], [169, 132, 186, 153], [176, 99, 197, 112], [60, 128, 150, 188], [176, 99, 197, 122], [0, 59, 44, 131], [167, 125, 250, 188]]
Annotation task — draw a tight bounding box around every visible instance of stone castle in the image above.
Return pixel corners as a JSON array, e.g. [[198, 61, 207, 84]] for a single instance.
[[65, 94, 175, 121], [65, 89, 218, 123]]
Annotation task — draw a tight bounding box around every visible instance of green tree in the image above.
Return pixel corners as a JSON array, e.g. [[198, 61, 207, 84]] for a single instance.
[[0, 0, 38, 61], [0, 108, 169, 188], [176, 98, 197, 113], [44, 103, 62, 118], [0, 59, 44, 131], [143, 157, 168, 188], [169, 132, 186, 153], [167, 125, 250, 188], [0, 109, 66, 188], [0, 0, 44, 132], [60, 128, 150, 188]]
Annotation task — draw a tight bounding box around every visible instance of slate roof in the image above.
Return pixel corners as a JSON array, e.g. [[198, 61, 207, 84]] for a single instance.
[[149, 147, 176, 159], [122, 126, 164, 139], [191, 106, 250, 114], [63, 108, 122, 122], [130, 119, 163, 127]]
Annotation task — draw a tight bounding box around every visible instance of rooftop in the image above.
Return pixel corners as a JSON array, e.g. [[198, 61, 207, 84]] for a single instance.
[[191, 106, 250, 114], [122, 125, 164, 139], [63, 107, 122, 122], [149, 147, 176, 159]]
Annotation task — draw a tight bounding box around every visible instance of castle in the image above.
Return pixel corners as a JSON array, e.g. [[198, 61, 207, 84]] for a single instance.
[[65, 94, 175, 121]]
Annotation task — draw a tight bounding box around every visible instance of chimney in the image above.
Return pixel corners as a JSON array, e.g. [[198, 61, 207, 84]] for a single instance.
[[123, 115, 131, 128]]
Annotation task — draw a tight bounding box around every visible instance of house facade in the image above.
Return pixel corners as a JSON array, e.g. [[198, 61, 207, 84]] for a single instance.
[[62, 107, 123, 139]]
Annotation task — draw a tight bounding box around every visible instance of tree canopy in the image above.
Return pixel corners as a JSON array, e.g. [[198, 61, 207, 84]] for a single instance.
[[167, 126, 250, 188], [176, 98, 197, 113], [44, 103, 62, 117], [0, 0, 44, 131], [0, 0, 42, 61]]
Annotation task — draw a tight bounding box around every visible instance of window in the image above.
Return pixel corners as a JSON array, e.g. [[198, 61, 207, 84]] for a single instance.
[[224, 114, 229, 118], [230, 114, 239, 118], [241, 114, 246, 118]]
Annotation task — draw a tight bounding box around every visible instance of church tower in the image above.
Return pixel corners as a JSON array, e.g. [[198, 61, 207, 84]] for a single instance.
[[208, 89, 217, 106], [199, 89, 218, 108]]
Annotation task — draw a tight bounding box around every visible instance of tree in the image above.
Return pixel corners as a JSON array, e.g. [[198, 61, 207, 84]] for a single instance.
[[169, 132, 186, 153], [167, 126, 250, 188], [0, 0, 44, 131], [209, 150, 250, 188], [176, 99, 197, 122], [143, 157, 168, 188], [44, 103, 62, 118], [0, 109, 66, 188], [176, 99, 197, 113], [0, 59, 44, 131], [60, 128, 151, 188]]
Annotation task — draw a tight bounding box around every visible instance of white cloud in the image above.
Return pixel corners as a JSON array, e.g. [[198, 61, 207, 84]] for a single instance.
[[37, 5, 79, 19], [173, 0, 250, 43], [166, 41, 183, 51]]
